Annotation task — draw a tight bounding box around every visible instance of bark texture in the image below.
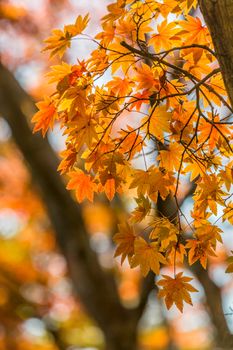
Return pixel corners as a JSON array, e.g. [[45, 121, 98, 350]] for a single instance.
[[199, 0, 233, 107], [198, 3, 233, 347]]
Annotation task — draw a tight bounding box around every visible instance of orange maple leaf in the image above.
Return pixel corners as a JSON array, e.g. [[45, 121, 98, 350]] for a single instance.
[[104, 177, 115, 201], [157, 143, 184, 171], [149, 20, 179, 51], [66, 169, 96, 203], [107, 77, 134, 97], [179, 16, 210, 45], [134, 63, 159, 90], [198, 114, 229, 150], [32, 97, 57, 137], [58, 145, 77, 174]]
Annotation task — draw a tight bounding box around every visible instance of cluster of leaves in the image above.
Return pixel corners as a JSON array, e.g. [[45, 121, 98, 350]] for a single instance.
[[33, 0, 233, 312]]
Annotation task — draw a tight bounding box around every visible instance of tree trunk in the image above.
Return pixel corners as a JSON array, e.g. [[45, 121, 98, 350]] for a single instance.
[[199, 0, 233, 107], [192, 264, 233, 349], [104, 320, 138, 350], [0, 62, 140, 350], [198, 3, 233, 347]]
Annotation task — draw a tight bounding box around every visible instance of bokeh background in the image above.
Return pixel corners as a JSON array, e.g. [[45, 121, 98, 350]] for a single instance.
[[0, 1, 232, 349]]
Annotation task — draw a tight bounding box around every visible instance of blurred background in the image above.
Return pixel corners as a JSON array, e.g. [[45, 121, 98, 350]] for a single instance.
[[0, 1, 233, 349]]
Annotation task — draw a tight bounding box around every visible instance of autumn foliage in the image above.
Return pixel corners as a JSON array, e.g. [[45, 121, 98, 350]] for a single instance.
[[33, 0, 233, 312]]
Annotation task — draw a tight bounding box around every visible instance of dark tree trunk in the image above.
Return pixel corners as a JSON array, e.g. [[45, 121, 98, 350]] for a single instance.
[[198, 3, 233, 348], [192, 264, 233, 350], [199, 0, 233, 107], [0, 62, 140, 350], [104, 321, 138, 350]]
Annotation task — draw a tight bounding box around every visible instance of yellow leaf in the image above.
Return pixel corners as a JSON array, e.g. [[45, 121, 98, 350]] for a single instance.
[[148, 20, 180, 52], [113, 222, 136, 264], [157, 143, 184, 171], [157, 272, 198, 312], [130, 237, 167, 276], [43, 29, 71, 58], [129, 196, 151, 223], [43, 14, 89, 58], [148, 106, 172, 142], [150, 217, 179, 251]]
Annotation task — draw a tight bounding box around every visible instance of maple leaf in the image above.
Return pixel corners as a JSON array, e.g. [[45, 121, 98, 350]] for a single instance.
[[134, 63, 159, 90], [95, 21, 116, 46], [101, 0, 126, 24], [104, 177, 116, 201], [167, 243, 187, 264], [129, 196, 151, 223], [113, 222, 136, 264], [149, 217, 179, 251], [108, 37, 135, 74], [179, 16, 210, 45], [198, 114, 229, 150], [43, 14, 89, 58], [107, 77, 134, 97], [186, 223, 222, 268], [181, 0, 198, 14], [194, 174, 227, 215], [223, 203, 233, 224], [43, 28, 71, 58], [58, 145, 77, 174], [195, 224, 223, 247], [129, 168, 151, 196], [117, 126, 143, 159], [47, 61, 87, 88], [157, 272, 198, 312], [219, 161, 233, 192], [147, 105, 172, 142], [116, 15, 136, 38], [149, 20, 180, 52], [46, 62, 72, 84], [184, 158, 206, 181], [186, 239, 216, 269], [129, 90, 150, 111], [82, 142, 112, 172], [66, 169, 97, 203], [148, 169, 175, 202], [32, 97, 57, 137], [157, 143, 184, 171], [65, 14, 90, 37], [130, 166, 174, 203], [130, 237, 167, 276]]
